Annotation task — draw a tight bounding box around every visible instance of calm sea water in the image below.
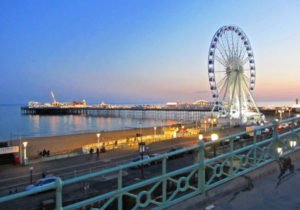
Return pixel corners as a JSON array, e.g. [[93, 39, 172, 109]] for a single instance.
[[0, 101, 295, 142], [0, 105, 177, 142]]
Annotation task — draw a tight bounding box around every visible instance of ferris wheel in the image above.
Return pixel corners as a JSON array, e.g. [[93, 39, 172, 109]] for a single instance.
[[208, 25, 261, 123]]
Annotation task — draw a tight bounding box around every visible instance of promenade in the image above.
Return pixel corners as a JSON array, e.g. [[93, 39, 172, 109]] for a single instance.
[[170, 150, 300, 210]]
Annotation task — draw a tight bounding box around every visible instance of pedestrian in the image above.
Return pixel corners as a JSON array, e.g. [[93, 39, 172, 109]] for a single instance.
[[42, 149, 46, 157], [47, 150, 50, 157], [42, 171, 46, 178], [89, 148, 94, 156], [96, 148, 100, 158], [101, 144, 106, 153]]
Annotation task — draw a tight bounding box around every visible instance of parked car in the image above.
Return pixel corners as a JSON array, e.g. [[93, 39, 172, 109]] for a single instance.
[[25, 176, 58, 192]]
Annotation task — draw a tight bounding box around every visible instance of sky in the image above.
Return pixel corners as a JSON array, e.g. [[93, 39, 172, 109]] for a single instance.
[[1, 0, 300, 105]]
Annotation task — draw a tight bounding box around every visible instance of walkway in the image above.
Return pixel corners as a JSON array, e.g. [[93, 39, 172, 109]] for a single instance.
[[170, 151, 300, 210]]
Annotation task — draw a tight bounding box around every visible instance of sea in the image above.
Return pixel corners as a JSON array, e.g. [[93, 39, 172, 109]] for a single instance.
[[0, 100, 296, 142], [0, 105, 177, 142]]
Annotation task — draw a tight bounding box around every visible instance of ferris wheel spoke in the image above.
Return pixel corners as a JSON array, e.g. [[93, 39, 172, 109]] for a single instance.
[[231, 31, 236, 57], [228, 73, 239, 114], [215, 77, 228, 100], [242, 75, 260, 112], [238, 38, 245, 58], [219, 78, 230, 101], [235, 33, 240, 57], [215, 54, 227, 67], [220, 35, 231, 59], [242, 57, 250, 65], [215, 74, 228, 88], [221, 78, 230, 102], [224, 32, 233, 58], [216, 46, 228, 64], [218, 37, 230, 60], [239, 48, 247, 62]]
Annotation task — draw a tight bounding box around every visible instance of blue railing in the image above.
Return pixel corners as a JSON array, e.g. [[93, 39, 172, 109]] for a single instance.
[[1, 117, 300, 210]]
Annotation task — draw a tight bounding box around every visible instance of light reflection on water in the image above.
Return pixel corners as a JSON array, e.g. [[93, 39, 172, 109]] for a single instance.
[[0, 105, 177, 142]]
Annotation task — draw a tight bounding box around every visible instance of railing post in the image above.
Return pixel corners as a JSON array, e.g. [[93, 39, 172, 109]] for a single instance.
[[118, 169, 123, 210], [55, 177, 63, 210], [272, 121, 280, 160], [198, 141, 206, 194], [162, 157, 167, 203], [229, 137, 234, 176], [253, 130, 257, 166]]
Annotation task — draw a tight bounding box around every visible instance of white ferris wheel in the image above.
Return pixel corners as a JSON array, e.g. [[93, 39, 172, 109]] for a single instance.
[[208, 25, 262, 123]]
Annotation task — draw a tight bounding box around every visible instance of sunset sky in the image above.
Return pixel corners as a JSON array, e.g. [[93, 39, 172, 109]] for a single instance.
[[1, 0, 300, 104]]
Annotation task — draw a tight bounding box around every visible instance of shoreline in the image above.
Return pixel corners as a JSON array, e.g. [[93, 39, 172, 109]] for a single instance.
[[8, 125, 182, 158]]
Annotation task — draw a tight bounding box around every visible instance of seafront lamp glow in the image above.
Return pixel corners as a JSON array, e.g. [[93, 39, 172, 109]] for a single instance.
[[211, 133, 219, 142], [278, 109, 284, 120], [290, 140, 297, 148], [211, 133, 219, 157], [154, 126, 157, 140], [23, 141, 28, 165], [96, 133, 101, 147], [198, 134, 203, 141], [277, 147, 283, 155]]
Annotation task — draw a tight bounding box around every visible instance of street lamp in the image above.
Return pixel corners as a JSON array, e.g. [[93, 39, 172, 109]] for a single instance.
[[198, 134, 204, 142], [29, 166, 34, 184], [138, 142, 146, 179], [277, 147, 283, 156], [153, 126, 157, 141], [208, 117, 216, 131], [23, 141, 28, 165], [211, 133, 219, 157], [278, 109, 284, 120], [96, 133, 101, 148], [287, 107, 292, 117], [290, 140, 297, 148]]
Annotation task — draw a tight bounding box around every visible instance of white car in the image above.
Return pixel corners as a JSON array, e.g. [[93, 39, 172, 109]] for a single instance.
[[25, 176, 58, 191]]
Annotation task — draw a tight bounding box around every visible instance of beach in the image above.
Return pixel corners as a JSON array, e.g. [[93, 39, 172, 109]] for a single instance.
[[9, 127, 164, 158]]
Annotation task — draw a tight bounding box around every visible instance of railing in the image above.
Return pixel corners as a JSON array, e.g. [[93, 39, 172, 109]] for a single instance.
[[1, 117, 300, 210]]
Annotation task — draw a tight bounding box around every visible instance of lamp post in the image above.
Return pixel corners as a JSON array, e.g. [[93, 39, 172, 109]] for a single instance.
[[278, 109, 284, 120], [23, 141, 28, 165], [96, 133, 101, 148], [287, 107, 292, 117], [138, 142, 146, 179], [153, 126, 157, 141], [204, 120, 207, 133], [211, 133, 219, 157], [29, 166, 34, 184], [198, 134, 203, 142]]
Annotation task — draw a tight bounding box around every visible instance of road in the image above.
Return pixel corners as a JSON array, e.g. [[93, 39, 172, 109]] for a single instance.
[[0, 137, 200, 210]]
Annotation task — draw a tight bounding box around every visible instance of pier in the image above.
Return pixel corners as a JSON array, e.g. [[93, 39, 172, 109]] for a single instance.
[[21, 106, 213, 121], [21, 106, 290, 121]]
